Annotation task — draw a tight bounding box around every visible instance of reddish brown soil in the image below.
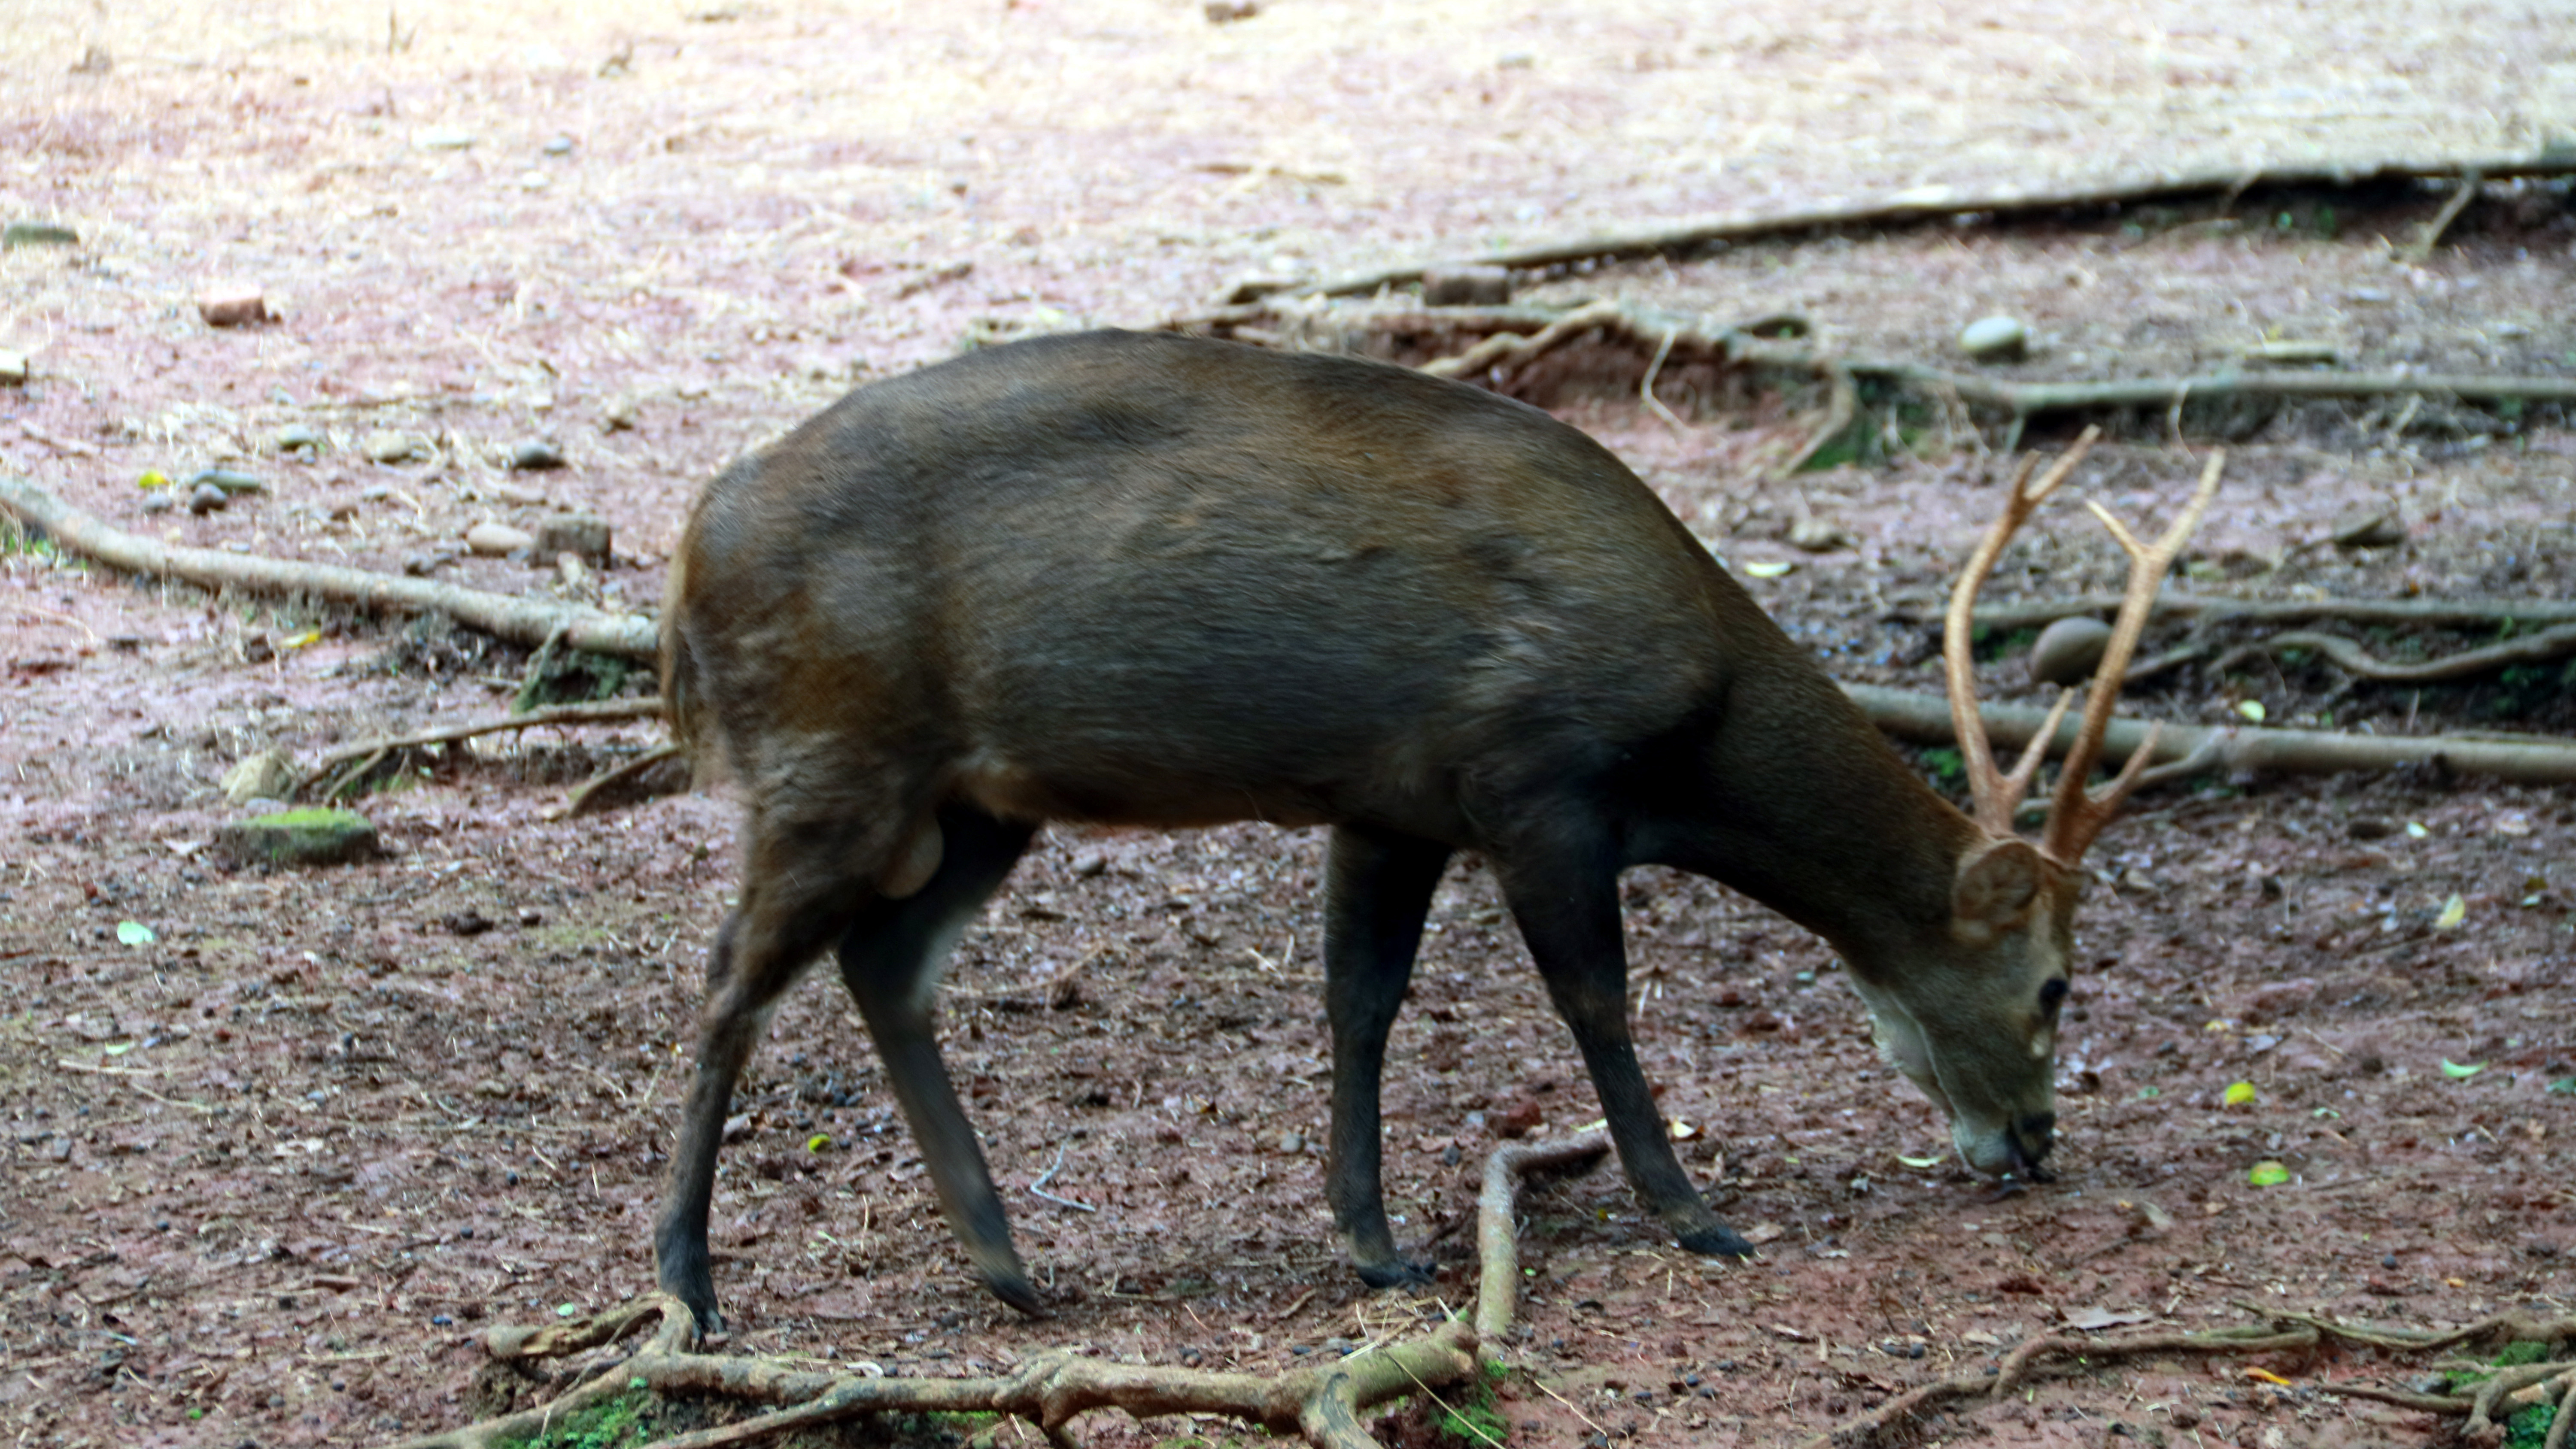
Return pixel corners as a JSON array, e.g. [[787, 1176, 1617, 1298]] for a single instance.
[[3, 4, 2572, 1448]]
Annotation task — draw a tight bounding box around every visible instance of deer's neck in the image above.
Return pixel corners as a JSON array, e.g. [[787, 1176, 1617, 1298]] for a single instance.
[[1639, 656, 1982, 966]]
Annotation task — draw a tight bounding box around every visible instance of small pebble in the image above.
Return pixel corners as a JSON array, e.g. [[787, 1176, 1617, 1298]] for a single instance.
[[275, 423, 325, 453], [361, 430, 432, 464], [1422, 265, 1513, 306], [1787, 515, 1851, 552], [1958, 314, 2028, 362], [542, 135, 575, 156], [411, 127, 476, 151], [184, 467, 265, 495], [535, 512, 611, 564], [466, 521, 536, 557], [196, 284, 270, 327], [508, 439, 567, 471], [2, 220, 79, 248], [0, 350, 27, 385], [187, 483, 230, 514], [140, 492, 175, 515], [2029, 615, 2114, 686], [2329, 506, 2405, 550]]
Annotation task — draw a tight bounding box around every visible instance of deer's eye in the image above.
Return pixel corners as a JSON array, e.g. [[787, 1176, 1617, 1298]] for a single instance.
[[2038, 978, 2069, 1015]]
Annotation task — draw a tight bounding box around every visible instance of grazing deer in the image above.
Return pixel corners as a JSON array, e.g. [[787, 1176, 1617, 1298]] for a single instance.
[[650, 329, 2216, 1328]]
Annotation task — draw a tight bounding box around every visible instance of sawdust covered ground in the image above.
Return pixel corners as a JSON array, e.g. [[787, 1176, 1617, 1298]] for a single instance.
[[1, 3, 2572, 1446]]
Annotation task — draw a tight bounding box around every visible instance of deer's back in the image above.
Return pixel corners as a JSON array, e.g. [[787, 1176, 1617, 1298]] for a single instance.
[[666, 330, 1795, 839]]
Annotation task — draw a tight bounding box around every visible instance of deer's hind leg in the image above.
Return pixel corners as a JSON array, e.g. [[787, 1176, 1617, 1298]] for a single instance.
[[833, 801, 1041, 1312], [654, 800, 927, 1331]]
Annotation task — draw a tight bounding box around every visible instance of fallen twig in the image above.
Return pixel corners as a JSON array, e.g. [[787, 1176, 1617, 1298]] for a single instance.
[[2212, 621, 2576, 684], [1774, 360, 1857, 480], [0, 476, 657, 661], [6, 603, 99, 640], [382, 1130, 1611, 1449], [12, 420, 101, 458], [1811, 1307, 2576, 1449], [1474, 1132, 1609, 1341], [558, 742, 689, 818], [1417, 300, 1625, 381], [2403, 169, 2484, 264], [1028, 1143, 1099, 1213], [306, 700, 664, 779]]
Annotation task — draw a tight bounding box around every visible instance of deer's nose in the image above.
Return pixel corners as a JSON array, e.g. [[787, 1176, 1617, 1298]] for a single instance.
[[2013, 1112, 2056, 1169]]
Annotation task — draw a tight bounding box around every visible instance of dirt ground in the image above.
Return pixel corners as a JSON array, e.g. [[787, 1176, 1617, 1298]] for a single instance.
[[3, 3, 2573, 1447]]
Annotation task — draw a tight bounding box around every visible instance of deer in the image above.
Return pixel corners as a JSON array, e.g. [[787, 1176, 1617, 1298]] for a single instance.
[[650, 327, 2219, 1331]]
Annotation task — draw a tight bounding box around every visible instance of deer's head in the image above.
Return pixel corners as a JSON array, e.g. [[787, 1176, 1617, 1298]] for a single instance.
[[1866, 432, 2223, 1178]]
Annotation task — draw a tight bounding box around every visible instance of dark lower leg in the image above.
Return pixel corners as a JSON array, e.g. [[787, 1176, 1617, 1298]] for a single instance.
[[1320, 825, 1452, 1286], [840, 804, 1042, 1313], [653, 912, 802, 1331], [1502, 851, 1750, 1261]]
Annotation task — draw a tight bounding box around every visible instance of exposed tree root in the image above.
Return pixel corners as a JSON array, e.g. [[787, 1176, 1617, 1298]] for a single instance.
[[0, 475, 658, 661], [2402, 168, 2485, 264], [1810, 1307, 2576, 1449], [1171, 297, 2576, 449], [306, 700, 664, 783], [1225, 151, 2576, 302], [303, 699, 670, 806], [1931, 592, 2576, 634], [557, 741, 691, 818], [2211, 621, 2576, 684], [381, 1133, 1610, 1449], [1846, 682, 2576, 784], [1414, 299, 1630, 381], [0, 475, 678, 811]]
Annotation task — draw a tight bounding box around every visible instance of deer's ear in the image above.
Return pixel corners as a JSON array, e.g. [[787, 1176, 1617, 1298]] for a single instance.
[[1953, 838, 2045, 943]]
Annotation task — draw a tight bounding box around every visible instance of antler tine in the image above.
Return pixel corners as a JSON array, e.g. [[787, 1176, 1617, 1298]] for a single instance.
[[1943, 427, 2101, 836], [2042, 450, 2227, 863], [1995, 686, 2077, 815]]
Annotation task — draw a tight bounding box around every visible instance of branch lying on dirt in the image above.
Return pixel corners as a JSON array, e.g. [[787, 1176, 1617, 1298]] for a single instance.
[[1227, 151, 2576, 301], [1176, 298, 2576, 452], [1810, 1306, 2576, 1449], [308, 700, 665, 778], [384, 1133, 1610, 1449], [557, 742, 690, 818], [1929, 591, 2576, 634], [1926, 593, 2576, 688], [0, 475, 658, 661], [303, 699, 666, 803], [2401, 168, 2484, 264], [1844, 682, 2576, 785], [2215, 621, 2576, 683]]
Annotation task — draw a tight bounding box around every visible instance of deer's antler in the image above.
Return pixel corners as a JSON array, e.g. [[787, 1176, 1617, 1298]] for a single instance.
[[2040, 450, 2225, 864], [1941, 430, 2227, 863], [1943, 428, 2098, 838]]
